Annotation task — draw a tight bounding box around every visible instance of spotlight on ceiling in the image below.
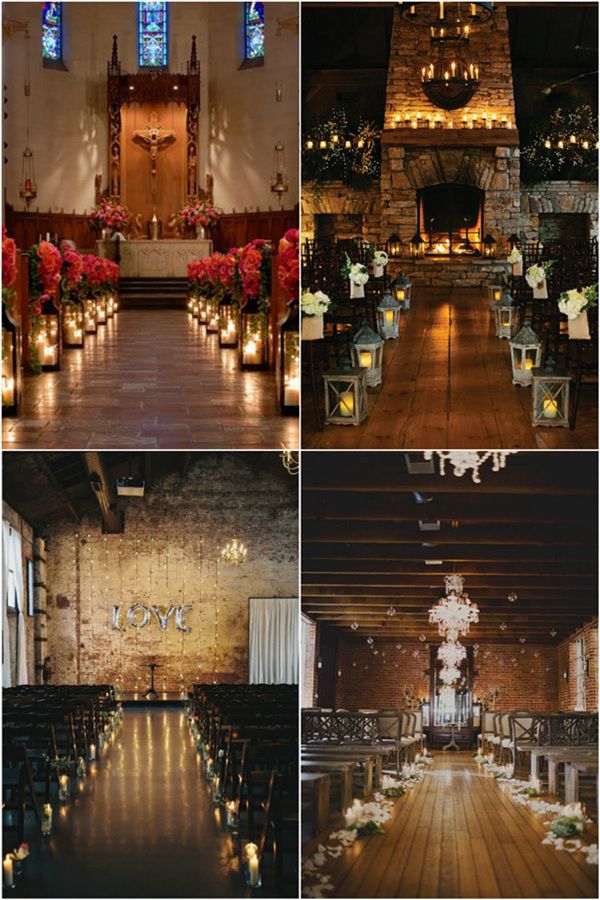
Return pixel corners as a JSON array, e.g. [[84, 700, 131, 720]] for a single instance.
[[425, 559, 443, 565], [117, 477, 145, 497], [419, 519, 441, 531]]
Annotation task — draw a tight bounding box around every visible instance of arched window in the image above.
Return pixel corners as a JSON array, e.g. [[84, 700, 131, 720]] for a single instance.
[[138, 2, 168, 68], [42, 2, 62, 61], [244, 2, 264, 61]]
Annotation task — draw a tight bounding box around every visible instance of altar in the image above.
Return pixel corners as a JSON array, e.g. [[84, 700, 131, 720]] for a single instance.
[[97, 238, 212, 278]]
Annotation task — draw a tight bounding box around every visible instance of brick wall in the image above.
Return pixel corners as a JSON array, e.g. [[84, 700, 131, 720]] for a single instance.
[[44, 455, 298, 691], [2, 501, 35, 684], [558, 618, 598, 712], [331, 636, 560, 712]]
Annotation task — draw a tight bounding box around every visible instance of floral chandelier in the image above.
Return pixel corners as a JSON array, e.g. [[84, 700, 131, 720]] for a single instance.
[[423, 450, 517, 483], [220, 538, 247, 566], [437, 640, 467, 669], [439, 665, 462, 685], [429, 589, 479, 642]]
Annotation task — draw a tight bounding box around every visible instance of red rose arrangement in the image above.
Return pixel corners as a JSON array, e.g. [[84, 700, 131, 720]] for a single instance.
[[239, 239, 272, 304], [61, 247, 84, 290], [29, 240, 62, 315], [88, 200, 131, 233], [2, 227, 17, 310], [278, 228, 299, 301], [177, 203, 221, 229]]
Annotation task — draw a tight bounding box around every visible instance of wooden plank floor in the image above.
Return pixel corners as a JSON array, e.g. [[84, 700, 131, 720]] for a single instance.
[[17, 708, 260, 898], [3, 310, 298, 449], [308, 753, 597, 899], [302, 288, 597, 449]]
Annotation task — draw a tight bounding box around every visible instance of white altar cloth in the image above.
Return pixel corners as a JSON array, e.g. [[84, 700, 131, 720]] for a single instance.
[[97, 239, 212, 278]]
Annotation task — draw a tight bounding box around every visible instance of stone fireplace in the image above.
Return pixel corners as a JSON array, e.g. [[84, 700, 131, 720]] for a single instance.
[[381, 3, 519, 285]]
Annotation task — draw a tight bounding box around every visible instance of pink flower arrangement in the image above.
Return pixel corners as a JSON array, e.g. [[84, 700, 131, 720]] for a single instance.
[[239, 239, 272, 303], [2, 227, 17, 291], [88, 199, 131, 232], [278, 228, 299, 301], [177, 203, 221, 229], [80, 255, 119, 294], [62, 247, 84, 289]]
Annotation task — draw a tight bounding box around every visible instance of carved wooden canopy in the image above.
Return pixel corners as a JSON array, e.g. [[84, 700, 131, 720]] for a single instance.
[[107, 34, 200, 204]]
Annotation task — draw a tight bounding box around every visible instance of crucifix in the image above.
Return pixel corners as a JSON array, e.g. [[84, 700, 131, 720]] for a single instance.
[[132, 111, 176, 201]]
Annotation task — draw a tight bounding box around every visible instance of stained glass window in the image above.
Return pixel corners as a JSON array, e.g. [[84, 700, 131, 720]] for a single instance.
[[138, 2, 168, 68], [244, 2, 264, 61], [42, 2, 62, 61]]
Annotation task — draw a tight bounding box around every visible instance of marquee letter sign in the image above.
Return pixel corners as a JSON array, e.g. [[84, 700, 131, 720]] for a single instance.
[[112, 604, 193, 633]]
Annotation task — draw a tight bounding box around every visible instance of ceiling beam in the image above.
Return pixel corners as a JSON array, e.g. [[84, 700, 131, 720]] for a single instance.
[[33, 454, 81, 524], [84, 452, 123, 535]]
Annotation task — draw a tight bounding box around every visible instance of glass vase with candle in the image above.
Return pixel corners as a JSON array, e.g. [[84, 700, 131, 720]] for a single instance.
[[96, 294, 107, 325], [35, 297, 61, 371], [226, 799, 239, 830], [350, 320, 384, 387], [206, 295, 219, 333], [84, 296, 97, 334], [77, 756, 86, 777], [106, 294, 115, 318], [88, 743, 96, 761], [41, 803, 53, 836], [196, 295, 207, 324], [531, 358, 570, 428], [62, 303, 84, 348], [2, 302, 20, 417], [509, 321, 541, 387], [240, 297, 268, 371], [244, 844, 261, 888], [376, 290, 402, 340], [218, 294, 239, 349], [58, 773, 70, 801], [323, 362, 369, 426], [277, 300, 300, 415]]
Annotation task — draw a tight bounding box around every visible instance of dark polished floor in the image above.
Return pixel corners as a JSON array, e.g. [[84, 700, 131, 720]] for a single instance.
[[3, 310, 298, 449], [302, 287, 597, 449], [15, 709, 253, 898]]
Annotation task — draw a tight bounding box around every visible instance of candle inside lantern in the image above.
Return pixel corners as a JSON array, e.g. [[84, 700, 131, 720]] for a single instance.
[[339, 390, 355, 418], [3, 855, 13, 888], [359, 351, 372, 368], [397, 289, 405, 303], [542, 398, 558, 419], [2, 376, 15, 406], [58, 773, 69, 801], [501, 314, 511, 328], [41, 803, 53, 835], [525, 358, 534, 370], [88, 743, 96, 761], [385, 310, 395, 325], [246, 844, 260, 888], [494, 290, 501, 303]]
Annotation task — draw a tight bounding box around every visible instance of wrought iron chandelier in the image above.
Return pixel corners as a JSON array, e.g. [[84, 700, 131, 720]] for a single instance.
[[421, 28, 480, 110], [398, 3, 495, 26], [220, 538, 248, 566], [423, 450, 517, 483]]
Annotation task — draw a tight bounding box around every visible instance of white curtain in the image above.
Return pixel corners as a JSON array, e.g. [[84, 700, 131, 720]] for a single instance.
[[249, 597, 298, 684], [2, 521, 28, 686], [2, 520, 12, 688]]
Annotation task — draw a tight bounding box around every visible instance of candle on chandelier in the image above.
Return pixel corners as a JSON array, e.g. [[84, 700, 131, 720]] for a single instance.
[[570, 134, 577, 144]]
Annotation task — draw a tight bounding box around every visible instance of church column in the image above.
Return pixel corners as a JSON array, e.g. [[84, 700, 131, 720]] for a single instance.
[[33, 535, 48, 684]]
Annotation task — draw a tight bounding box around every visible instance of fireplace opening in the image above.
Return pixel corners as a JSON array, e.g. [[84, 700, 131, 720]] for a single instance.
[[417, 184, 484, 256]]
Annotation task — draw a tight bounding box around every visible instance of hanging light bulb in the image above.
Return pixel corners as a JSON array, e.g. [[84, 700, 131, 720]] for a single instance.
[[387, 606, 397, 617], [508, 592, 517, 602]]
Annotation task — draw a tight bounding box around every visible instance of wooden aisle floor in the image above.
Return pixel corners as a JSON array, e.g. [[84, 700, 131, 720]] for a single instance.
[[309, 752, 597, 899], [301, 287, 597, 449], [3, 310, 298, 449], [17, 708, 254, 898]]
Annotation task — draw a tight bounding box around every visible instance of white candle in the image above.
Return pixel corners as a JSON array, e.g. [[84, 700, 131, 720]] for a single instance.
[[339, 390, 354, 418], [88, 743, 96, 761], [3, 856, 13, 888], [41, 803, 53, 835], [248, 853, 260, 887], [542, 398, 558, 419]]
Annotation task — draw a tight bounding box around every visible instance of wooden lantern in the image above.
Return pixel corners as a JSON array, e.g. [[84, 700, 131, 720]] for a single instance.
[[62, 304, 85, 348], [277, 300, 300, 415], [509, 321, 541, 387], [350, 320, 384, 387], [323, 364, 368, 426], [36, 297, 61, 371], [376, 290, 402, 340], [84, 297, 97, 334], [483, 234, 496, 258], [531, 358, 570, 427], [218, 294, 239, 348], [2, 302, 21, 416], [410, 233, 426, 258], [240, 296, 268, 371], [391, 272, 412, 311], [494, 290, 517, 340], [488, 282, 503, 311]]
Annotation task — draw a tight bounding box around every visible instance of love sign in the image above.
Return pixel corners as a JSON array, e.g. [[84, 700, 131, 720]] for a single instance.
[[112, 604, 192, 633]]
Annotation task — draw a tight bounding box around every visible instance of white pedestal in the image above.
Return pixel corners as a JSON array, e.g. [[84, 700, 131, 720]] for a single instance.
[[97, 239, 212, 278]]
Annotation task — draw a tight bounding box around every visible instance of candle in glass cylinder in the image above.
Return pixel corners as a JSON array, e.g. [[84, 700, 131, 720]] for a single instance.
[[542, 398, 558, 419], [339, 390, 354, 417], [88, 743, 96, 761], [226, 799, 239, 828], [41, 803, 53, 835], [3, 855, 13, 888], [58, 773, 69, 801], [284, 374, 299, 408], [245, 844, 260, 887]]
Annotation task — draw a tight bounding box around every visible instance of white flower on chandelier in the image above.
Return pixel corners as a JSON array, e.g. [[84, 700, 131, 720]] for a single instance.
[[444, 574, 464, 597], [439, 666, 462, 685], [429, 594, 479, 641], [423, 450, 517, 484], [437, 640, 467, 669]]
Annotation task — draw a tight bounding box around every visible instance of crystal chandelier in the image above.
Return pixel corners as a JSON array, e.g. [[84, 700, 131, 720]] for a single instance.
[[437, 640, 466, 668], [280, 450, 299, 475], [429, 574, 479, 640], [220, 538, 247, 566], [439, 665, 462, 685], [423, 450, 517, 483]]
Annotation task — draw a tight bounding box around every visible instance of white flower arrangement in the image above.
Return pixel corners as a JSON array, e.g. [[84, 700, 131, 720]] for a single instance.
[[507, 247, 523, 264], [348, 263, 369, 286], [373, 250, 389, 268], [301, 290, 331, 317], [525, 262, 551, 289], [558, 284, 597, 320]]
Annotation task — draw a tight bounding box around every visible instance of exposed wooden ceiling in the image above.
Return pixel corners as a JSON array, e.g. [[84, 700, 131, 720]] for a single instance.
[[302, 451, 598, 644]]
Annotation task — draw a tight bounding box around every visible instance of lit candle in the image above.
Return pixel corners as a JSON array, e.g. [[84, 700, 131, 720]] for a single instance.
[[417, 112, 422, 122], [582, 140, 590, 150], [569, 134, 577, 144], [345, 140, 351, 149], [525, 358, 534, 370], [58, 773, 69, 801], [482, 113, 487, 122], [395, 114, 401, 127], [501, 116, 507, 127], [385, 310, 395, 325], [226, 799, 239, 828], [494, 289, 501, 303], [3, 855, 13, 888], [444, 70, 449, 81], [357, 139, 365, 149], [43, 344, 54, 361], [451, 61, 456, 77], [339, 390, 355, 418], [319, 140, 327, 150], [411, 119, 418, 129], [462, 114, 467, 126], [397, 289, 405, 303], [492, 114, 497, 124], [439, 1, 444, 19], [359, 351, 372, 368], [88, 743, 96, 761], [557, 140, 564, 150], [248, 852, 260, 887], [41, 803, 53, 835], [2, 376, 15, 406], [470, 63, 474, 79], [486, 119, 492, 130], [306, 140, 313, 150], [475, 66, 479, 79], [542, 398, 558, 419], [332, 134, 339, 144], [472, 114, 478, 125], [448, 119, 454, 129], [421, 67, 426, 80]]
